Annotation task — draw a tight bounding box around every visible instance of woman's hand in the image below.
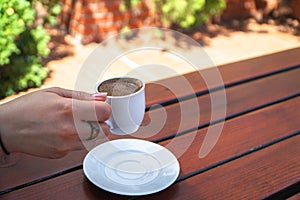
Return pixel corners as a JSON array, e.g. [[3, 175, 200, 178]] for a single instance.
[[0, 87, 111, 159]]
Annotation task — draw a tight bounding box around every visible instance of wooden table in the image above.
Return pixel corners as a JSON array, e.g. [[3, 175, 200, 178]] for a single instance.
[[1, 48, 300, 199]]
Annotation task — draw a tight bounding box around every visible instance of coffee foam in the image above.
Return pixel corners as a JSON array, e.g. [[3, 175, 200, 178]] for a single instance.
[[98, 78, 143, 96]]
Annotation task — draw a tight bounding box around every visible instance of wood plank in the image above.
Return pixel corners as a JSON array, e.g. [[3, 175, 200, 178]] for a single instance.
[[146, 47, 300, 106], [287, 192, 300, 200], [0, 170, 128, 200], [0, 150, 87, 192], [1, 67, 299, 192], [3, 97, 299, 199], [143, 135, 300, 199], [263, 180, 300, 199], [156, 97, 300, 177], [129, 68, 300, 140]]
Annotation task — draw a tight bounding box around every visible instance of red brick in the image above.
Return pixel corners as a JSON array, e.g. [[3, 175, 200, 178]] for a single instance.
[[76, 3, 121, 14], [70, 21, 96, 35], [291, 0, 300, 20], [61, 0, 73, 7]]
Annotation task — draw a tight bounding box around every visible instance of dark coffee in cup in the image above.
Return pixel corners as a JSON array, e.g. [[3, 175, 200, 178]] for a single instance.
[[98, 77, 143, 96]]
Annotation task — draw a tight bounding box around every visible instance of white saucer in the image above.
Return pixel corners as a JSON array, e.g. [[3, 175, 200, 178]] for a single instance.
[[83, 139, 180, 196]]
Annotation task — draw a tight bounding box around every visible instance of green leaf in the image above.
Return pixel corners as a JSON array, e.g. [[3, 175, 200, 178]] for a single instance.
[[51, 4, 61, 15], [0, 0, 60, 98], [155, 0, 226, 29]]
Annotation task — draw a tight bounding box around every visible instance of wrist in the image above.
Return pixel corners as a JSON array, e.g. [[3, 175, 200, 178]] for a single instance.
[[0, 103, 15, 154], [0, 130, 10, 155]]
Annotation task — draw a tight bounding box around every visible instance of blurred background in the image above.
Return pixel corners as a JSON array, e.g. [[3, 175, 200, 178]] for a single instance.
[[1, 0, 300, 102]]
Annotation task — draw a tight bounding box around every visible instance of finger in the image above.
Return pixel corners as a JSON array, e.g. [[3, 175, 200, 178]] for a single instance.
[[79, 121, 110, 140], [72, 99, 111, 122], [87, 122, 111, 150], [71, 91, 107, 101], [74, 121, 110, 151], [45, 87, 107, 101], [93, 93, 107, 101], [44, 87, 76, 98]]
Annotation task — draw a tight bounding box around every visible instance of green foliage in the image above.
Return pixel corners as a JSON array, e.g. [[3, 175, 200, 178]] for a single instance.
[[120, 0, 225, 28], [0, 0, 61, 99], [155, 0, 226, 28], [120, 0, 141, 12], [0, 0, 35, 65], [37, 0, 62, 26]]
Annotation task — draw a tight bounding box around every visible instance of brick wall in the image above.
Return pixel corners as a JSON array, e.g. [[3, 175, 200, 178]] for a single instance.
[[222, 0, 278, 20], [222, 0, 257, 20], [60, 0, 158, 44], [60, 0, 278, 44], [291, 0, 300, 20]]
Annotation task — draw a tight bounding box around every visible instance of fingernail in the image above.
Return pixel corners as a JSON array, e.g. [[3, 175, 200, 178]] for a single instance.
[[93, 92, 107, 97], [93, 93, 107, 100]]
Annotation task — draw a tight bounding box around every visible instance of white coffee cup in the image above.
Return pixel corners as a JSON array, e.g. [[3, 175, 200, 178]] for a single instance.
[[96, 77, 145, 135]]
